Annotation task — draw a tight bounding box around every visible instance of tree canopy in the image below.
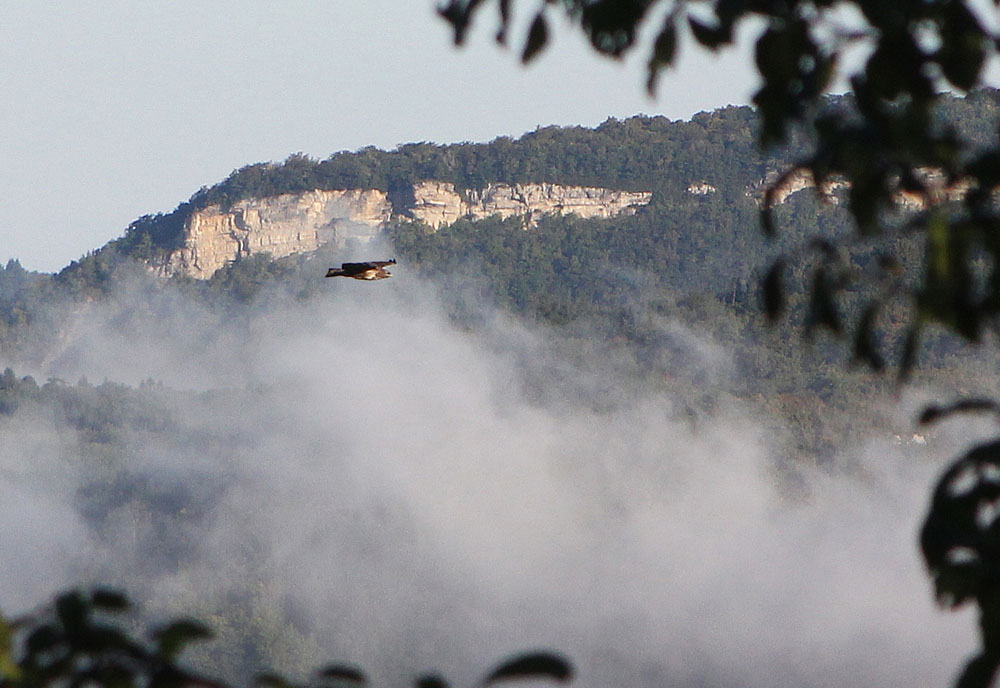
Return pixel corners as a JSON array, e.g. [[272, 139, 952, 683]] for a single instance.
[[6, 3, 1000, 686], [439, 0, 1000, 378], [439, 2, 1000, 686]]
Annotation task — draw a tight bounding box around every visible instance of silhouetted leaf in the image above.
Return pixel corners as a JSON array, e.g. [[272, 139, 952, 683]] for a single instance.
[[482, 652, 572, 685], [437, 1, 478, 45], [91, 589, 130, 612], [496, 0, 510, 43], [967, 150, 1000, 188], [26, 624, 62, 654], [853, 304, 885, 372], [755, 24, 796, 84], [646, 16, 677, 95], [899, 324, 921, 383], [416, 674, 450, 688], [921, 439, 1000, 609], [954, 652, 1000, 688], [762, 259, 785, 321], [688, 17, 727, 49], [760, 206, 776, 237], [806, 268, 842, 336], [153, 619, 212, 659], [83, 625, 136, 654], [0, 617, 20, 681], [257, 672, 295, 688], [848, 180, 880, 235], [318, 665, 366, 684], [522, 12, 549, 63], [931, 560, 985, 608], [920, 399, 1000, 425], [579, 0, 650, 56], [55, 591, 88, 634], [937, 3, 987, 90]]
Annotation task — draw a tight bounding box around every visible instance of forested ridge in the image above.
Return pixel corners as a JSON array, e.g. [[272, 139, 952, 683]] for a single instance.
[[3, 93, 1000, 684], [105, 103, 777, 262], [4, 93, 1000, 447], [4, 90, 990, 367]]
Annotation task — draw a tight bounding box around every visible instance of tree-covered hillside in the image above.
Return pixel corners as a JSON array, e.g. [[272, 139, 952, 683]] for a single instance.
[[4, 94, 1000, 685], [79, 90, 1000, 296], [1, 94, 996, 388]]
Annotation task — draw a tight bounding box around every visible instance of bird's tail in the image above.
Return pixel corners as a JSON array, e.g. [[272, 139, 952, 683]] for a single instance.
[[325, 268, 345, 278]]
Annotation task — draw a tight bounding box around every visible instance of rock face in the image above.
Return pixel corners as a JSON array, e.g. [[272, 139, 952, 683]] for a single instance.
[[154, 182, 652, 279], [742, 167, 970, 209], [743, 169, 847, 206], [155, 190, 392, 280], [686, 182, 717, 195], [409, 181, 653, 229]]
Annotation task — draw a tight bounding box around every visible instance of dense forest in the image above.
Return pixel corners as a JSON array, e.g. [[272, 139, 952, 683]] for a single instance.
[[3, 92, 1000, 685], [5, 91, 993, 394]]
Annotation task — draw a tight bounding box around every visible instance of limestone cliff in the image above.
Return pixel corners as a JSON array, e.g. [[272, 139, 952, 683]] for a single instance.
[[409, 181, 653, 229], [742, 167, 970, 209], [154, 189, 391, 280], [153, 182, 652, 279]]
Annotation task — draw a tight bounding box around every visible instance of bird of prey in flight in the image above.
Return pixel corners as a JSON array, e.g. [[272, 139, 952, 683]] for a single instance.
[[325, 259, 396, 280]]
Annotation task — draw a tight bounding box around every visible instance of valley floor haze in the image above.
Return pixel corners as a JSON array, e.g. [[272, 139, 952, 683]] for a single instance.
[[7, 69, 1000, 688], [0, 266, 984, 688]]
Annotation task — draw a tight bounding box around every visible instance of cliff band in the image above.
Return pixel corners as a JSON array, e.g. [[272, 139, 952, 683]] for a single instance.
[[153, 182, 652, 279]]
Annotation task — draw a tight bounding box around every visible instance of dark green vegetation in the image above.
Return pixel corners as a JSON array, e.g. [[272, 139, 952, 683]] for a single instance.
[[442, 0, 1000, 372], [3, 96, 1000, 686], [102, 106, 775, 261], [5, 0, 1000, 683], [2, 97, 998, 506], [18, 95, 997, 386], [446, 2, 1000, 685], [0, 588, 570, 688], [22, 93, 1000, 345]]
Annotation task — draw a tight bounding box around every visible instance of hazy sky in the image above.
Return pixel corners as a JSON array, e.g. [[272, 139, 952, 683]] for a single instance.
[[0, 1, 759, 272]]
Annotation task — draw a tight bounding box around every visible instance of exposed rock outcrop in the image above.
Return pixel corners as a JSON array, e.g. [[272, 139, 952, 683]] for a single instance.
[[743, 167, 971, 209], [410, 181, 652, 229], [153, 182, 652, 279], [744, 169, 848, 206], [154, 189, 391, 280], [686, 182, 717, 195]]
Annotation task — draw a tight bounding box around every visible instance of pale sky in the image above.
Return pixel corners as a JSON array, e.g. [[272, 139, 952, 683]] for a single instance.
[[0, 2, 762, 272]]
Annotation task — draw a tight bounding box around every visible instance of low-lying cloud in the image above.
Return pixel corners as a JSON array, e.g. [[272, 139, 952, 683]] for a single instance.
[[0, 272, 984, 688]]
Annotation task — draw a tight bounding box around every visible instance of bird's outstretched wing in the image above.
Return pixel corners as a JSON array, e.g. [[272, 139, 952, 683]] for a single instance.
[[326, 259, 396, 279]]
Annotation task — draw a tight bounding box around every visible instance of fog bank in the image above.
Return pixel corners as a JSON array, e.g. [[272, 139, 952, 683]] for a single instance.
[[0, 275, 981, 688]]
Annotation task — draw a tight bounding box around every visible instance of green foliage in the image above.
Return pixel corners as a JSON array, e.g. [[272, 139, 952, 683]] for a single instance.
[[1, 588, 225, 688], [0, 103, 792, 361], [256, 651, 570, 688], [921, 436, 1000, 688], [482, 653, 572, 684], [0, 589, 571, 688], [204, 253, 297, 305], [435, 5, 1000, 686], [5, 70, 1000, 688], [437, 0, 1000, 378], [103, 105, 775, 267], [116, 212, 190, 258]]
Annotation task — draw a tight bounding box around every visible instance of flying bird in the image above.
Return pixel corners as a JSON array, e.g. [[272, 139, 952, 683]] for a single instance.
[[325, 259, 396, 280]]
